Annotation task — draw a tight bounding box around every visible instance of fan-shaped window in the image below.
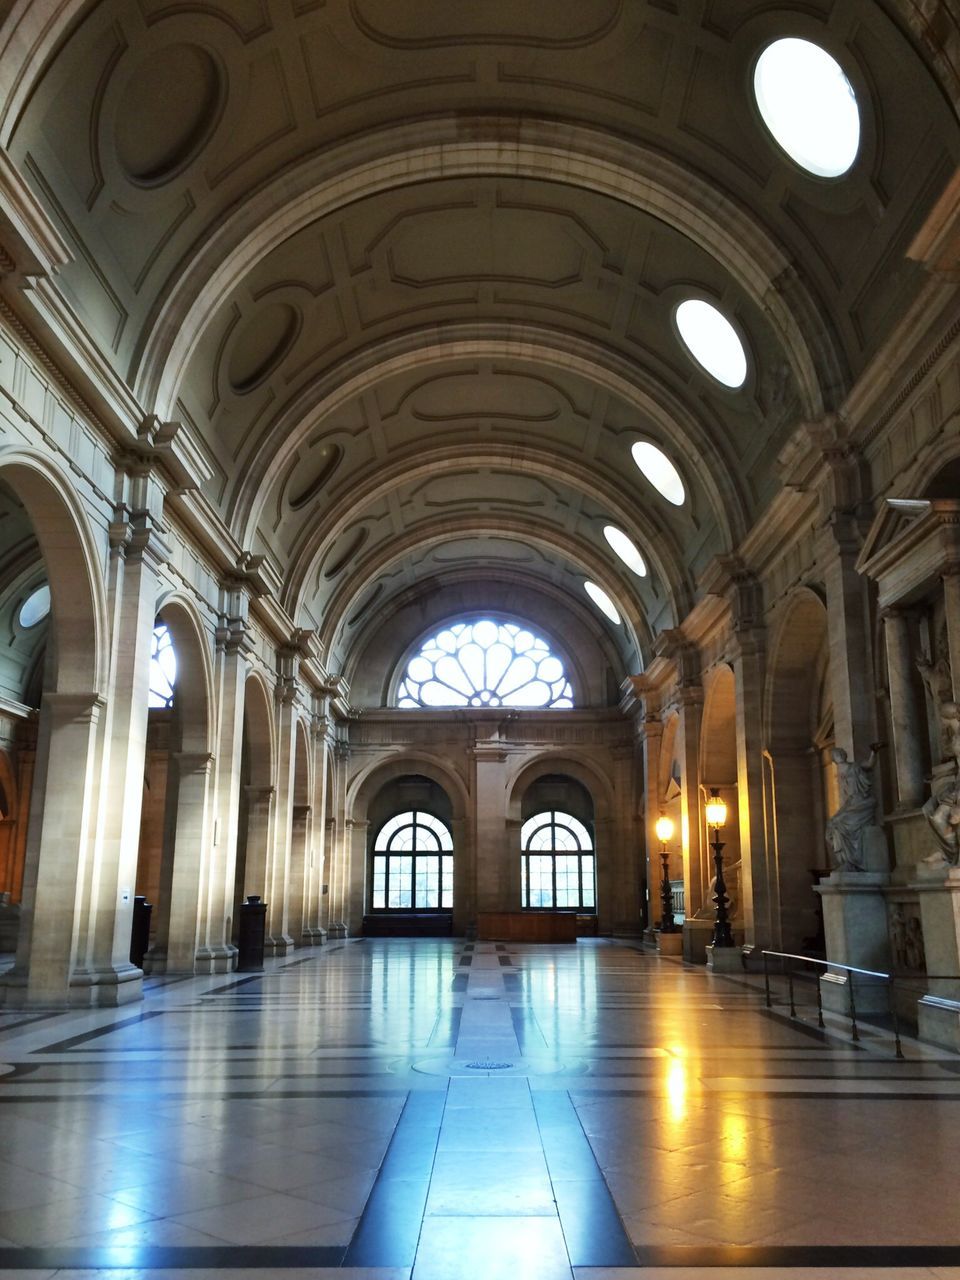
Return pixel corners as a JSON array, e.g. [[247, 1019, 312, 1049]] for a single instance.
[[18, 584, 50, 630], [397, 620, 573, 708], [754, 38, 860, 178], [372, 810, 453, 911], [149, 624, 177, 709], [521, 810, 595, 911]]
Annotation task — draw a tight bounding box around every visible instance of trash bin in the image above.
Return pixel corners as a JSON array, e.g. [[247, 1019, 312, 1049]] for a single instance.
[[236, 895, 267, 972], [129, 895, 152, 968]]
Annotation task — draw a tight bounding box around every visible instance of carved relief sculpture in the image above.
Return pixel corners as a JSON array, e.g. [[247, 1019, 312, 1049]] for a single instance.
[[922, 769, 960, 866], [824, 743, 885, 871]]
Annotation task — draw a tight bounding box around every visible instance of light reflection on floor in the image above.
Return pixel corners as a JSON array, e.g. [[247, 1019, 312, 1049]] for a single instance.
[[0, 937, 958, 1279]]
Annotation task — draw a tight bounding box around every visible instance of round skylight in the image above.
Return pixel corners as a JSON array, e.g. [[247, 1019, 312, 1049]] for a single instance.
[[603, 526, 647, 577], [584, 581, 621, 625], [675, 300, 747, 388], [631, 442, 686, 506], [753, 38, 860, 178], [18, 584, 50, 629]]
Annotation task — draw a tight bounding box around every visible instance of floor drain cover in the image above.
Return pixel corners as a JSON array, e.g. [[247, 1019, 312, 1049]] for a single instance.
[[471, 995, 500, 1000], [465, 1060, 514, 1070]]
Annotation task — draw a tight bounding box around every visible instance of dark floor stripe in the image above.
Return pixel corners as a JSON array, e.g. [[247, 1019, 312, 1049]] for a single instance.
[[532, 1090, 635, 1267], [37, 1010, 166, 1053], [634, 1244, 960, 1266], [0, 1245, 345, 1269], [343, 1087, 446, 1267]]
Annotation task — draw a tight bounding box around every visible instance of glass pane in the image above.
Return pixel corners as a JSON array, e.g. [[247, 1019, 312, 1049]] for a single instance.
[[397, 621, 573, 709], [442, 855, 454, 908], [529, 854, 553, 908], [521, 857, 528, 908], [582, 855, 595, 908], [375, 812, 413, 850]]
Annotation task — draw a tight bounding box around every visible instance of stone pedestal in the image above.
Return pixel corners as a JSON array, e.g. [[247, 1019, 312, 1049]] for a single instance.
[[682, 917, 713, 963], [816, 871, 892, 1014], [705, 943, 742, 972], [913, 861, 960, 1050], [657, 930, 683, 957]]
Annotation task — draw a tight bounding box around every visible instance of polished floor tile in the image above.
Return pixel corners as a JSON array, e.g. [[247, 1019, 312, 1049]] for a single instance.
[[0, 937, 958, 1280]]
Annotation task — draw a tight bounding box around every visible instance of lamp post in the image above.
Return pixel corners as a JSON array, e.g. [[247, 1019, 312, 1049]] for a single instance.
[[705, 789, 734, 948], [655, 814, 676, 933]]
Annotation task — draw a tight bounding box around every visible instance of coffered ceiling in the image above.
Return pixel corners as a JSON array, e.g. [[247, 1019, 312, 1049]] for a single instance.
[[2, 0, 958, 694]]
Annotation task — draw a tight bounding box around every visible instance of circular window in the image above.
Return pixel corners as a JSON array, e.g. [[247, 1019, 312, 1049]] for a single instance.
[[18, 585, 50, 629], [675, 300, 748, 388], [753, 38, 860, 178], [603, 526, 646, 577], [584, 581, 621, 625], [631, 443, 686, 506]]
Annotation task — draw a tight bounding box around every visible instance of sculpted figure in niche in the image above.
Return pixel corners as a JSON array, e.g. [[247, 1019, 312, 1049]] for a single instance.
[[824, 743, 885, 872], [922, 770, 960, 866]]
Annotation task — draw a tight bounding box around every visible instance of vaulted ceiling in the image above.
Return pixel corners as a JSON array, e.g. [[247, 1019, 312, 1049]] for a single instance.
[[2, 0, 958, 693]]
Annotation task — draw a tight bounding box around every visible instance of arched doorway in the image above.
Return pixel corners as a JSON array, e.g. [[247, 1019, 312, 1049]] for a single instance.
[[520, 776, 596, 924], [136, 600, 214, 973], [363, 775, 454, 936], [0, 453, 107, 1006], [232, 674, 275, 939]]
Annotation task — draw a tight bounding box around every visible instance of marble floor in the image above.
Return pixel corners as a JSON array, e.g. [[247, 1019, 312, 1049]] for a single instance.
[[0, 938, 958, 1280]]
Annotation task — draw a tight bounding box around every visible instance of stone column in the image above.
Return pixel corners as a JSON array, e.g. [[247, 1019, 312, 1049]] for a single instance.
[[883, 608, 926, 809], [677, 690, 705, 960], [638, 713, 662, 940], [913, 861, 960, 1050], [823, 517, 878, 764], [265, 684, 297, 956], [287, 804, 312, 944], [301, 714, 332, 944], [732, 624, 770, 948], [3, 693, 106, 1007], [243, 785, 275, 901], [471, 721, 511, 916], [942, 568, 960, 703], [346, 817, 368, 930], [71, 499, 168, 1003], [196, 615, 249, 972], [160, 751, 214, 973], [327, 741, 350, 936], [816, 872, 892, 1014]]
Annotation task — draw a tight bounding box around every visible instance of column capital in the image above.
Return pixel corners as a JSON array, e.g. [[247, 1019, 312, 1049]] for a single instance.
[[172, 751, 214, 776], [42, 691, 106, 724], [108, 508, 171, 569]]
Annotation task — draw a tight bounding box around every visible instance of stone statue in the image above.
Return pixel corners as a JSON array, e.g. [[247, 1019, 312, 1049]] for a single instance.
[[825, 743, 884, 872], [922, 770, 960, 866]]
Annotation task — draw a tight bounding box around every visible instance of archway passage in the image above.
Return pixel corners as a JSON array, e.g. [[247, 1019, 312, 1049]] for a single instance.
[[363, 775, 454, 937]]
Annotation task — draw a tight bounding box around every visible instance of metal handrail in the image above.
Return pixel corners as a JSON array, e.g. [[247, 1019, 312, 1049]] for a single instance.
[[761, 949, 905, 1059]]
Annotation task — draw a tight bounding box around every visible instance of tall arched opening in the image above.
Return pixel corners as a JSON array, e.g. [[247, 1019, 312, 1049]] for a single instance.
[[0, 454, 106, 1005], [695, 665, 742, 953], [764, 588, 834, 953], [136, 599, 214, 973], [362, 774, 455, 937], [232, 674, 276, 938]]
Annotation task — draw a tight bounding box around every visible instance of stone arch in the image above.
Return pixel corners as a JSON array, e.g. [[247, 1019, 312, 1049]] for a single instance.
[[348, 755, 465, 935], [0, 448, 109, 1005], [231, 670, 277, 938], [698, 663, 742, 927], [506, 753, 614, 824], [139, 594, 215, 973], [764, 587, 834, 951]]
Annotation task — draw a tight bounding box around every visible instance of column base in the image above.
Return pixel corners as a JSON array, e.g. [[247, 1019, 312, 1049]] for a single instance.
[[656, 930, 683, 956], [264, 934, 295, 957], [328, 922, 347, 940], [195, 945, 238, 974], [300, 928, 326, 946], [918, 994, 960, 1051], [705, 943, 742, 972], [819, 970, 890, 1016]]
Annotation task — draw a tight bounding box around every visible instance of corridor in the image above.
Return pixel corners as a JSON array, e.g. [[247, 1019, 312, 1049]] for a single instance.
[[0, 940, 958, 1279]]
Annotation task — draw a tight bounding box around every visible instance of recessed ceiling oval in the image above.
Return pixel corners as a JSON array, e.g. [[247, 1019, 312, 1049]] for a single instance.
[[323, 527, 368, 579], [228, 303, 300, 395], [754, 38, 860, 178], [116, 44, 223, 185], [603, 526, 646, 577], [675, 299, 747, 388], [631, 442, 686, 506], [290, 443, 343, 509], [583, 580, 621, 625], [18, 584, 50, 629]]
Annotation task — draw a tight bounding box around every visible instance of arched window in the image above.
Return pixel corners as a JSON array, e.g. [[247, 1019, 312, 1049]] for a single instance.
[[521, 810, 595, 912], [372, 810, 453, 911], [149, 624, 177, 709], [397, 620, 573, 708]]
